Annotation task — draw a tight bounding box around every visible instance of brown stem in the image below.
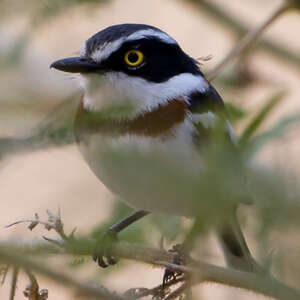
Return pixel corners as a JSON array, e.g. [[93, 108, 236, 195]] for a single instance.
[[208, 2, 290, 80], [1, 240, 300, 300], [155, 261, 300, 300], [9, 267, 19, 300], [165, 282, 189, 300], [189, 0, 300, 74], [0, 244, 123, 300]]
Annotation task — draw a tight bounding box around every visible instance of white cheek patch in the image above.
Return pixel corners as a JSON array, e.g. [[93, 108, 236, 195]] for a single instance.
[[80, 72, 209, 117], [105, 72, 209, 112], [79, 73, 130, 112]]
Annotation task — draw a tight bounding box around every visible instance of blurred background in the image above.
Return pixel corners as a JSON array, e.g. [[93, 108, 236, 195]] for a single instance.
[[1, 0, 300, 299]]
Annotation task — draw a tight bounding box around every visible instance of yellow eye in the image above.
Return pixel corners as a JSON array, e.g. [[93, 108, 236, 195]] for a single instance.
[[124, 50, 144, 67]]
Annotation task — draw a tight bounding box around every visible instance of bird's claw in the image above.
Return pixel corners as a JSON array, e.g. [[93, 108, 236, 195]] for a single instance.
[[162, 244, 188, 286], [93, 230, 119, 268]]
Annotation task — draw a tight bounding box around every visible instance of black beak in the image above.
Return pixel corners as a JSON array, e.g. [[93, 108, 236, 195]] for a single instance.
[[50, 57, 103, 73]]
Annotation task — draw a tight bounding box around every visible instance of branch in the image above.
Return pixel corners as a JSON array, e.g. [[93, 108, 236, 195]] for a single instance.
[[124, 277, 185, 299], [155, 261, 300, 300], [189, 0, 300, 75], [5, 209, 75, 242], [164, 282, 189, 300], [0, 97, 76, 160], [1, 240, 300, 300], [0, 243, 125, 300], [23, 270, 48, 300], [208, 2, 290, 80]]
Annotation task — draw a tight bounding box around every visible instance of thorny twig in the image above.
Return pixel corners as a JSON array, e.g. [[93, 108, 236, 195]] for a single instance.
[[0, 244, 125, 300], [208, 2, 290, 80], [124, 276, 185, 299], [5, 209, 76, 243], [154, 261, 300, 300], [4, 209, 300, 300], [189, 0, 300, 72], [1, 237, 300, 300], [164, 282, 189, 300], [23, 270, 48, 300]]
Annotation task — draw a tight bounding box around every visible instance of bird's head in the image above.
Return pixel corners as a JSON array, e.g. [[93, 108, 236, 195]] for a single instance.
[[51, 24, 209, 114]]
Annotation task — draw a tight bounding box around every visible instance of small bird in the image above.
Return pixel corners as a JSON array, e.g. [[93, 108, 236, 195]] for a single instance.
[[51, 24, 257, 271]]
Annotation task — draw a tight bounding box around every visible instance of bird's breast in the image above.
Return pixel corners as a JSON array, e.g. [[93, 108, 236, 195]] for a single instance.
[[74, 97, 204, 215]]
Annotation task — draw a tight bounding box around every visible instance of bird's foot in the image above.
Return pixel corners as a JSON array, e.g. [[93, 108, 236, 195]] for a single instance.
[[93, 230, 119, 268], [163, 244, 188, 286]]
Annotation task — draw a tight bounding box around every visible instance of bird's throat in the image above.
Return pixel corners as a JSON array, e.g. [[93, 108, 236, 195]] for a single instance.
[[74, 96, 189, 141]]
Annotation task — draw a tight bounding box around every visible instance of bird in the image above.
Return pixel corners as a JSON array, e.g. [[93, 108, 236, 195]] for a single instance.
[[50, 23, 259, 272]]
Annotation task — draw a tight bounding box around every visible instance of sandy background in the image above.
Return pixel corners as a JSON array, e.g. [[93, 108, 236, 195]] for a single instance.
[[1, 0, 300, 298]]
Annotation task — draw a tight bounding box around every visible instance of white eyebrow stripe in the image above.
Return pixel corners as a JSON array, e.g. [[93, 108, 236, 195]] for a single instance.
[[126, 29, 177, 44], [88, 29, 177, 63], [90, 38, 125, 63]]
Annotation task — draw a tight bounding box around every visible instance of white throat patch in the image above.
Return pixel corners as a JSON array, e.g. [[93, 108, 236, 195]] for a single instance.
[[80, 72, 209, 115]]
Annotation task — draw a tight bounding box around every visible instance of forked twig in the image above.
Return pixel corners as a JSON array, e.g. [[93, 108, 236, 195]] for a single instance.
[[5, 209, 75, 243]]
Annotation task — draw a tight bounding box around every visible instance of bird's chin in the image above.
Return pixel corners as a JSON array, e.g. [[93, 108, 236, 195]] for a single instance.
[[79, 72, 136, 116]]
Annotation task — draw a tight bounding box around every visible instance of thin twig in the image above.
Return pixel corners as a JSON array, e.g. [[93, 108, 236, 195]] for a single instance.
[[6, 209, 73, 243], [0, 244, 124, 300], [189, 0, 300, 73], [24, 270, 48, 300], [208, 2, 290, 80], [124, 277, 185, 299], [155, 261, 300, 300], [9, 267, 19, 300], [164, 282, 189, 300], [1, 240, 300, 300]]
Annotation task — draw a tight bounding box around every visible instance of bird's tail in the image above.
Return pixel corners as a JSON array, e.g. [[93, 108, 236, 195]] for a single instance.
[[218, 212, 263, 273]]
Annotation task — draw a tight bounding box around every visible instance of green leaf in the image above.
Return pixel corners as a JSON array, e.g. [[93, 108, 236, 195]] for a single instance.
[[239, 91, 286, 145], [247, 112, 300, 156], [225, 102, 247, 123], [148, 215, 184, 242]]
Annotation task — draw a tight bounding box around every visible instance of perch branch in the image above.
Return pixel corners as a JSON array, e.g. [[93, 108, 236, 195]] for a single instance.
[[0, 243, 124, 300], [155, 261, 300, 300], [1, 240, 300, 300]]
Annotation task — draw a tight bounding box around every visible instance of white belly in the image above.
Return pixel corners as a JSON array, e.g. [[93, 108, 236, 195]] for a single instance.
[[78, 130, 206, 217]]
